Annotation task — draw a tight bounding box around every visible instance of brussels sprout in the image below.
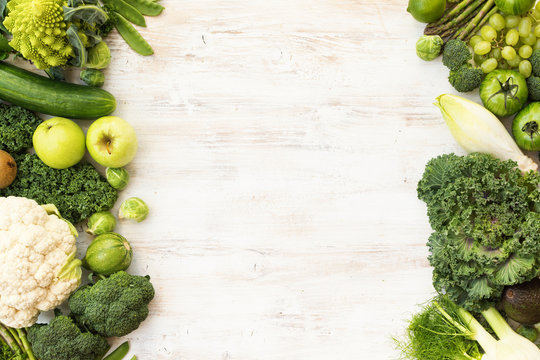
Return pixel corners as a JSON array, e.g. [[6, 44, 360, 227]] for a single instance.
[[106, 167, 129, 190], [87, 41, 111, 69], [119, 197, 149, 222], [86, 211, 117, 235], [416, 35, 444, 61], [80, 68, 105, 87]]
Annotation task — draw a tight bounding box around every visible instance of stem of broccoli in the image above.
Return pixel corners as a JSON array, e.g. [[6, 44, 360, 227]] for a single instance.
[[17, 328, 36, 360]]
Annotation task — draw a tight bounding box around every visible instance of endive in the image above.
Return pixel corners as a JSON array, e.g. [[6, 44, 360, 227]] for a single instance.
[[435, 94, 537, 173]]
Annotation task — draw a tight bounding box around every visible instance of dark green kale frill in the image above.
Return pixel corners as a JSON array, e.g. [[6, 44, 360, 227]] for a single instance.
[[0, 104, 42, 154], [417, 153, 540, 312], [0, 153, 118, 224]]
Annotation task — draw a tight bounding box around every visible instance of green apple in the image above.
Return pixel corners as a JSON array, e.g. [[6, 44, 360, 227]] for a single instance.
[[86, 116, 138, 168], [33, 117, 86, 169]]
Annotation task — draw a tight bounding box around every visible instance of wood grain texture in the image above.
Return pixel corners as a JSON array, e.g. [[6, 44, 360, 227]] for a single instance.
[[71, 0, 473, 358]]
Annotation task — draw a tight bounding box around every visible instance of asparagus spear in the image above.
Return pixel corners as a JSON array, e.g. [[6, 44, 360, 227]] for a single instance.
[[456, 0, 496, 40]]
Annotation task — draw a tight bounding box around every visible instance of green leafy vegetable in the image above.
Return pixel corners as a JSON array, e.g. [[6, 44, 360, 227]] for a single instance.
[[0, 153, 118, 224], [27, 315, 109, 360], [66, 25, 87, 67], [0, 103, 42, 154], [417, 153, 540, 312], [63, 4, 109, 26], [69, 271, 155, 337]]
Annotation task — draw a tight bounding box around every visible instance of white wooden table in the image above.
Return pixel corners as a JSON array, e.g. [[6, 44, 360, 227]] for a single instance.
[[89, 0, 473, 358]]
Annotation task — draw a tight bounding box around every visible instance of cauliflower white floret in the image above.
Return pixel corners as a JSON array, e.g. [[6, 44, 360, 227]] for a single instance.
[[0, 197, 82, 328]]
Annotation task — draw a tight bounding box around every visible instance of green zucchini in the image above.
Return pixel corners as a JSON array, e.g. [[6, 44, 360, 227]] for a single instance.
[[0, 62, 116, 119]]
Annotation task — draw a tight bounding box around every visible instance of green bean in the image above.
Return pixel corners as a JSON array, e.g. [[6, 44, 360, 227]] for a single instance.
[[111, 11, 154, 55], [123, 0, 164, 16], [102, 341, 129, 360], [103, 0, 146, 27]]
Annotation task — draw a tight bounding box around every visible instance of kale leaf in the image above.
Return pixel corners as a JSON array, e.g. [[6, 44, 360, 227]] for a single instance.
[[417, 153, 540, 312]]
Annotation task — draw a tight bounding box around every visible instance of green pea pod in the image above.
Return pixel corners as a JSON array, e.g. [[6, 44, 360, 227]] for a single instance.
[[122, 0, 164, 16], [103, 0, 146, 27], [103, 341, 129, 360], [110, 12, 154, 55]]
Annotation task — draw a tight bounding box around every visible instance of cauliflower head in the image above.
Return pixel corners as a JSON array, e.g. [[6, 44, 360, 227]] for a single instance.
[[3, 0, 73, 69], [0, 197, 82, 328]]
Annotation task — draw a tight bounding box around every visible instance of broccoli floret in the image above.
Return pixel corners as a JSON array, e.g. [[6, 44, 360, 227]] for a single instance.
[[69, 271, 155, 337], [530, 49, 540, 77], [0, 153, 117, 224], [448, 64, 483, 92], [27, 315, 109, 360], [3, 0, 73, 69], [443, 39, 472, 70], [527, 75, 540, 101], [0, 104, 42, 154]]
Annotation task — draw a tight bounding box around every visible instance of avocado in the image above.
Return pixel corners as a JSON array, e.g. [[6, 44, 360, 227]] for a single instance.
[[502, 277, 540, 325]]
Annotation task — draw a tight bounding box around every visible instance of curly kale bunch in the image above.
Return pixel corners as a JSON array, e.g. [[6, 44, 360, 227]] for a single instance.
[[449, 64, 484, 93], [69, 271, 155, 337], [0, 104, 42, 154], [0, 154, 117, 224], [27, 315, 109, 360], [442, 39, 472, 70], [417, 153, 540, 312]]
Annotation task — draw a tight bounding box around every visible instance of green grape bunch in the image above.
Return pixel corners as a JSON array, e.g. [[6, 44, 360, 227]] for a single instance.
[[468, 4, 540, 77]]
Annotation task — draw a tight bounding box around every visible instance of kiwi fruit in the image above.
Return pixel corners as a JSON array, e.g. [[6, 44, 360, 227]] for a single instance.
[[0, 150, 17, 189]]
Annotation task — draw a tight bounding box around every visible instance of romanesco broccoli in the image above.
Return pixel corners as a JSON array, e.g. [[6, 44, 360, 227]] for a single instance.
[[3, 0, 73, 69]]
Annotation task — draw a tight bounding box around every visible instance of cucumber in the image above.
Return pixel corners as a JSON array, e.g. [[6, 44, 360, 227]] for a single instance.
[[0, 61, 116, 119]]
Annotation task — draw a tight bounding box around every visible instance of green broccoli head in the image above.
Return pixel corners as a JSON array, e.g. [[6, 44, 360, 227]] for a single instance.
[[442, 39, 472, 70], [448, 64, 484, 92], [69, 271, 155, 337], [527, 75, 540, 101], [0, 104, 42, 154], [418, 153, 540, 312], [530, 49, 540, 77], [0, 153, 117, 224], [27, 315, 109, 360]]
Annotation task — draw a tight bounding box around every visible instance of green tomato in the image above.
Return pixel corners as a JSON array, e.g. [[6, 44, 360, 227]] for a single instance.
[[86, 211, 117, 236], [106, 167, 129, 190], [479, 70, 528, 116], [119, 197, 149, 222], [512, 102, 540, 150], [407, 0, 446, 22], [416, 35, 443, 61], [83, 232, 133, 276], [495, 0, 535, 15]]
